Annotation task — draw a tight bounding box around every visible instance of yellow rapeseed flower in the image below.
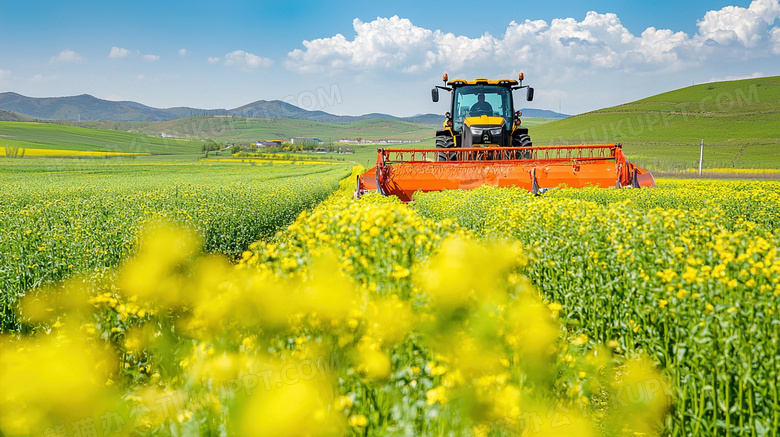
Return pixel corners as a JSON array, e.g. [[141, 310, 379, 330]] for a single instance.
[[348, 414, 367, 428], [426, 386, 448, 406]]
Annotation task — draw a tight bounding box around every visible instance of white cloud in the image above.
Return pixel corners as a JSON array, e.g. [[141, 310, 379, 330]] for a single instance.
[[697, 0, 780, 47], [286, 3, 780, 75], [207, 56, 220, 63], [287, 17, 440, 73], [633, 27, 690, 64], [49, 49, 82, 64], [515, 12, 635, 68], [224, 50, 273, 70], [286, 14, 663, 74], [109, 47, 129, 58], [179, 48, 187, 57], [0, 69, 10, 81], [771, 26, 780, 53], [143, 54, 160, 62]]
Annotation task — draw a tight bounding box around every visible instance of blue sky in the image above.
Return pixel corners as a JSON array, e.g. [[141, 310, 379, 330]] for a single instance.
[[1, 0, 778, 116]]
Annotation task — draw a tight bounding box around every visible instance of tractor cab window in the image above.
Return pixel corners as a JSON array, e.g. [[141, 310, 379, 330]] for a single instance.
[[453, 85, 512, 131]]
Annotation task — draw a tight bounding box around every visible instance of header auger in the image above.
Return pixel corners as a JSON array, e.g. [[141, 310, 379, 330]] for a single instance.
[[354, 73, 655, 202]]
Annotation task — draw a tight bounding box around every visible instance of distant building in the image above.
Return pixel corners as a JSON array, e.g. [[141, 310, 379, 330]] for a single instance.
[[255, 140, 283, 147], [290, 137, 323, 146], [337, 138, 420, 145]]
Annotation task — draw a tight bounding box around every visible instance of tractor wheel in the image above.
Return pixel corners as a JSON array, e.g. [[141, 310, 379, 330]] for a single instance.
[[514, 133, 532, 147], [436, 135, 456, 162], [512, 133, 533, 159]]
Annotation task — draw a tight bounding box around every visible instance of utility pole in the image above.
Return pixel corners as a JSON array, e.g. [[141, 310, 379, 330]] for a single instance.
[[698, 139, 704, 175]]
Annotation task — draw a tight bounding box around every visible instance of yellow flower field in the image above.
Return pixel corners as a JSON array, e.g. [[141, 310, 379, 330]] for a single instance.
[[682, 167, 780, 175], [1, 146, 150, 157], [415, 179, 780, 436], [1, 170, 777, 436]]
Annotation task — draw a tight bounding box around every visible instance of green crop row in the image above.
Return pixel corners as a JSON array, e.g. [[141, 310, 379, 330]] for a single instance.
[[0, 159, 350, 332], [414, 181, 780, 435]]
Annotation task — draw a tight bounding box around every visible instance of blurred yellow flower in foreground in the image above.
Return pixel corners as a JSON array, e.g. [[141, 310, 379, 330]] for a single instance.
[[0, 330, 115, 435], [357, 341, 392, 380], [238, 376, 341, 437], [417, 237, 523, 308], [118, 221, 199, 307]]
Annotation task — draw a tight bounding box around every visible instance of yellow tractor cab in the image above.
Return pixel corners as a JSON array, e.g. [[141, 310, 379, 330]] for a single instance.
[[431, 74, 535, 160]]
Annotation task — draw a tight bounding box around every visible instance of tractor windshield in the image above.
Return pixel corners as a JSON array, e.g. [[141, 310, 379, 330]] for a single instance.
[[453, 85, 512, 131]]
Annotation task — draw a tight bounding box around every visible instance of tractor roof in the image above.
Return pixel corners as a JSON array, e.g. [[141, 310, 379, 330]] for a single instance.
[[446, 78, 518, 87]]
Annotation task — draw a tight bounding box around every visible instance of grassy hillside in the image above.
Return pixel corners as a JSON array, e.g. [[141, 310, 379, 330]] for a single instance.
[[0, 122, 203, 154], [519, 117, 554, 128], [67, 116, 435, 143], [530, 76, 780, 170]]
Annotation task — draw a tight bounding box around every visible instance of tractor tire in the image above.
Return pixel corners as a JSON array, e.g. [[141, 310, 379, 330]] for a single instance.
[[436, 135, 456, 162], [514, 133, 532, 148], [512, 133, 533, 159]]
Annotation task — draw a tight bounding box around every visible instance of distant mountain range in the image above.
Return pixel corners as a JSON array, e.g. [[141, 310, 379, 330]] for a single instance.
[[0, 93, 217, 122], [0, 92, 569, 125]]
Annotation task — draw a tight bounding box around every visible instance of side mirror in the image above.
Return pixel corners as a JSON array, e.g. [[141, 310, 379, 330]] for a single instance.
[[432, 88, 439, 103], [526, 87, 534, 102]]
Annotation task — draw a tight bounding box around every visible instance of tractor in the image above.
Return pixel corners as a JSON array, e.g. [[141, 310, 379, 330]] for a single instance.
[[354, 73, 655, 202]]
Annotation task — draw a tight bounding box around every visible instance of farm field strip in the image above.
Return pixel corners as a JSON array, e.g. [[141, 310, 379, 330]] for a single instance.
[[204, 157, 348, 165], [0, 121, 203, 154], [1, 146, 150, 157]]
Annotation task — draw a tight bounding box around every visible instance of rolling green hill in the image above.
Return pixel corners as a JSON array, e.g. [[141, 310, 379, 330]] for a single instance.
[[140, 116, 436, 142], [0, 118, 439, 156], [0, 122, 203, 154], [60, 117, 438, 143], [530, 76, 780, 170]]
